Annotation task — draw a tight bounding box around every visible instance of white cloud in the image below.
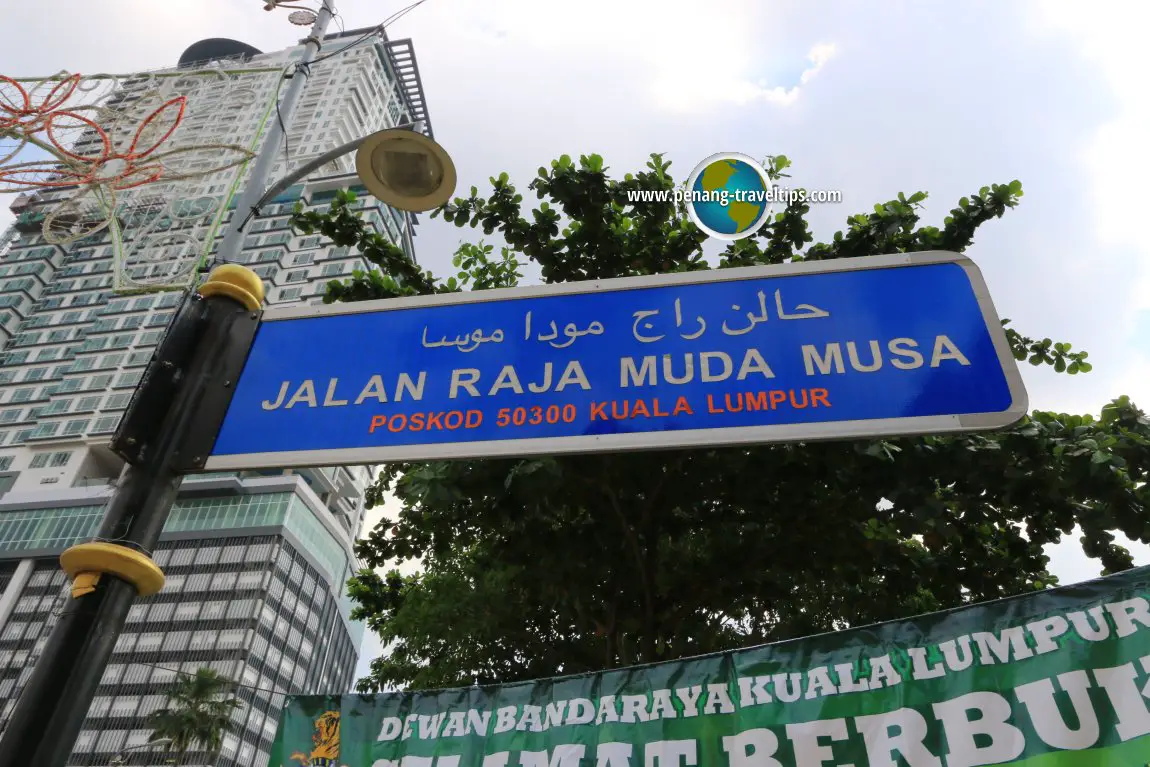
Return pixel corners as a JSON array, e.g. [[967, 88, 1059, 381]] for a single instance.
[[651, 42, 836, 111], [800, 42, 837, 84], [1027, 3, 1150, 320]]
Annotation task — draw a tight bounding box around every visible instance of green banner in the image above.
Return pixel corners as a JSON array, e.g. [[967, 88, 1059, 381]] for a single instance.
[[270, 566, 1150, 767]]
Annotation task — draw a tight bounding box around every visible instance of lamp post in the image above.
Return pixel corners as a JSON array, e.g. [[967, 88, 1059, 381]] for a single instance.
[[220, 120, 457, 263], [110, 738, 173, 766], [235, 121, 455, 266], [213, 0, 336, 263], [0, 4, 458, 765]]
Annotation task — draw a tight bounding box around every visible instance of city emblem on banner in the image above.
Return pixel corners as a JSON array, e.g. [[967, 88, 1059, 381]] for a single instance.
[[289, 710, 341, 767]]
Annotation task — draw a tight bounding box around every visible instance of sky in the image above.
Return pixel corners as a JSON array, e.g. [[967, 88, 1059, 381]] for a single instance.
[[3, 1, 1149, 687]]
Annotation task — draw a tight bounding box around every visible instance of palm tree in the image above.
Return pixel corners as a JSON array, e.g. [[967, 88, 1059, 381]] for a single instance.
[[146, 668, 241, 766]]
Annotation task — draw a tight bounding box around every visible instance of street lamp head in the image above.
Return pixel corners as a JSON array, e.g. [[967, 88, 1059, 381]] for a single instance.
[[288, 9, 318, 25], [355, 128, 457, 213], [111, 737, 173, 764]]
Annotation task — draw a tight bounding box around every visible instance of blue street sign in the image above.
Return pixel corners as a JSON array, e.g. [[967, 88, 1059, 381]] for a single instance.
[[205, 251, 1027, 470]]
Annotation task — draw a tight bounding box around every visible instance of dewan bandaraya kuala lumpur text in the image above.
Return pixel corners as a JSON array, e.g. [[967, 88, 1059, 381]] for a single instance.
[[366, 596, 1150, 767]]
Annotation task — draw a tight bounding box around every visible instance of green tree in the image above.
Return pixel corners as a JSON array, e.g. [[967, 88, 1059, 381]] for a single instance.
[[290, 153, 1150, 692], [146, 668, 241, 765]]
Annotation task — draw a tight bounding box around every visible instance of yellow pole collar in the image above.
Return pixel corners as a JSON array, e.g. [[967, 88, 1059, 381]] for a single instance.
[[197, 264, 265, 311], [59, 542, 166, 599]]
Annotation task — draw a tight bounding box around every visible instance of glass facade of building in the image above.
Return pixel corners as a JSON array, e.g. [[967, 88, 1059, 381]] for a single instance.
[[0, 491, 356, 593]]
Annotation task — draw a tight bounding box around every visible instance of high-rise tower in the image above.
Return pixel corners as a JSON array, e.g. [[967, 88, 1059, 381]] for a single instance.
[[0, 26, 432, 767]]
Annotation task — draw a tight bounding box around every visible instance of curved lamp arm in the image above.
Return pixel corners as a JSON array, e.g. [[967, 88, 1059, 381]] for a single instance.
[[245, 120, 423, 223]]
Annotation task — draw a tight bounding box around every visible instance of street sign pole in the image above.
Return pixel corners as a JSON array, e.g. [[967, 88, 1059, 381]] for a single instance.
[[0, 266, 263, 767]]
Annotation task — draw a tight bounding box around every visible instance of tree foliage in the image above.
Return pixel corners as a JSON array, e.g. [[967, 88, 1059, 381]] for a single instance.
[[290, 153, 1150, 693], [145, 667, 240, 764]]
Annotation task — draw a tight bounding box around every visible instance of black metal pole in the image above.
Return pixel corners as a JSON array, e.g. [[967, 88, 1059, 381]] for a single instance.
[[0, 268, 262, 767]]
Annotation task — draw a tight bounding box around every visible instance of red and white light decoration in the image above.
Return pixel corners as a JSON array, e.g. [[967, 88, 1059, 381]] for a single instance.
[[0, 71, 256, 246]]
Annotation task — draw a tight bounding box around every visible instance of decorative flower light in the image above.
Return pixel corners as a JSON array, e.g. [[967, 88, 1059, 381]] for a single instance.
[[0, 73, 81, 133], [1, 75, 255, 243], [0, 73, 82, 166], [1, 96, 252, 192]]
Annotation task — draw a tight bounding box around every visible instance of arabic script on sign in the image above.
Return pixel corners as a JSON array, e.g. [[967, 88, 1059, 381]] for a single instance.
[[631, 289, 830, 343], [422, 327, 506, 353], [524, 312, 605, 348]]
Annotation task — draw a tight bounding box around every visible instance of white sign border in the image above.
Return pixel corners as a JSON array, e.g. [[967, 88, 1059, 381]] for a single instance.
[[204, 250, 1028, 471]]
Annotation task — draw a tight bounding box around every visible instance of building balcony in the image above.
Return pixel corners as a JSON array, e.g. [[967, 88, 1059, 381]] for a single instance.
[[8, 193, 40, 215], [180, 473, 246, 496], [73, 477, 115, 489], [292, 467, 339, 498], [13, 211, 45, 233]]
